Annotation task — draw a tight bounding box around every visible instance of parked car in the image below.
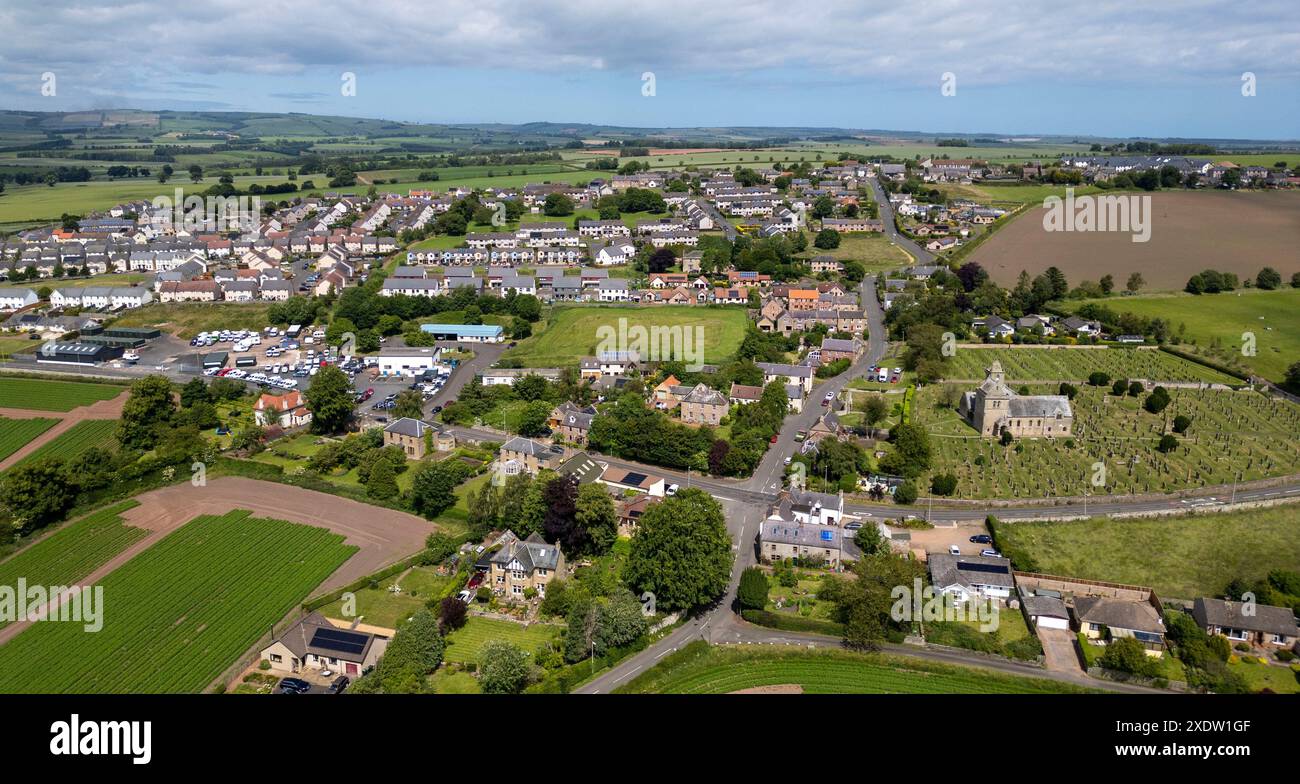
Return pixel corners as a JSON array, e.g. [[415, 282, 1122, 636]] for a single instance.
[[665, 483, 679, 496], [278, 677, 311, 694], [843, 521, 863, 531], [981, 549, 1003, 558], [327, 675, 350, 694], [948, 545, 961, 556], [456, 589, 473, 603], [822, 391, 834, 406], [969, 534, 992, 544]]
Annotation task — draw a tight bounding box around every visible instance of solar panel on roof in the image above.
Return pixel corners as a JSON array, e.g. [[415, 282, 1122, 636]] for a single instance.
[[310, 627, 369, 656], [622, 472, 647, 486], [956, 561, 1010, 575], [820, 530, 834, 541]]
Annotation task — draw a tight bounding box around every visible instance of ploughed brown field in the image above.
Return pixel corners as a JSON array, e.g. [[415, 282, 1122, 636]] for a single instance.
[[971, 190, 1300, 291]]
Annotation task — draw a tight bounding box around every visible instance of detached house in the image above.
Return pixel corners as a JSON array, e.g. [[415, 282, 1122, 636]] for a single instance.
[[1192, 597, 1299, 651], [253, 390, 311, 428], [679, 383, 729, 426], [259, 612, 388, 677], [488, 530, 566, 599]]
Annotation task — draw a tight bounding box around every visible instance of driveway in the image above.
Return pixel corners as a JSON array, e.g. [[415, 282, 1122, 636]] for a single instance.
[[1039, 627, 1085, 676]]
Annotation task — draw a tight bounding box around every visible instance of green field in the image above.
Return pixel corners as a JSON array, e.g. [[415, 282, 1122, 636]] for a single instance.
[[315, 565, 453, 629], [614, 641, 1095, 694], [946, 347, 1239, 384], [0, 501, 147, 630], [0, 510, 357, 693], [1062, 288, 1300, 384], [798, 232, 912, 271], [996, 506, 1300, 601], [442, 616, 561, 665], [10, 419, 117, 469], [0, 416, 58, 462], [0, 174, 305, 224], [502, 305, 750, 368], [0, 377, 123, 411], [915, 384, 1300, 498], [109, 301, 274, 338]]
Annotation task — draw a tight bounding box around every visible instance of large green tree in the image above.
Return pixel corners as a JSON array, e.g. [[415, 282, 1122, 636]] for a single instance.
[[116, 375, 177, 449], [478, 641, 531, 694], [623, 488, 732, 611], [574, 482, 619, 556], [306, 365, 355, 433], [408, 459, 472, 518]]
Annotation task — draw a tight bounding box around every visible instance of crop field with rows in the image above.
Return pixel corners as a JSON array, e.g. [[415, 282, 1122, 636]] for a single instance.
[[0, 510, 356, 693], [944, 347, 1238, 384], [9, 420, 117, 469], [0, 416, 58, 462]]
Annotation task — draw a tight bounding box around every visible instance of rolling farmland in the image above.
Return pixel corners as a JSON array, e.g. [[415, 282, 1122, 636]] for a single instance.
[[0, 378, 123, 411], [0, 417, 58, 462], [0, 501, 147, 630], [10, 419, 117, 469], [615, 642, 1095, 694], [0, 510, 357, 693]]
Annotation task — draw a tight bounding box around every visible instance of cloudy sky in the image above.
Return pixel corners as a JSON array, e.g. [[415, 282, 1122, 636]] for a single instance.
[[1, 0, 1298, 139]]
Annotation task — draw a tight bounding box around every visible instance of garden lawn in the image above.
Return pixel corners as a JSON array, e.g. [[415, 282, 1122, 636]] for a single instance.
[[995, 506, 1300, 600], [0, 416, 58, 462], [502, 305, 749, 368], [1229, 658, 1300, 694], [442, 616, 561, 665], [0, 510, 356, 693], [0, 377, 123, 411], [316, 565, 454, 629], [0, 501, 148, 630], [9, 419, 117, 469], [615, 641, 1096, 694]]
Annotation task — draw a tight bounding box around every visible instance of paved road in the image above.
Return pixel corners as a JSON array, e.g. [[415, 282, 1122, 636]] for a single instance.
[[866, 175, 935, 265]]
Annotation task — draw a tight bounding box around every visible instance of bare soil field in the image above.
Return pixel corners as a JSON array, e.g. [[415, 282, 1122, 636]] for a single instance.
[[970, 191, 1300, 291]]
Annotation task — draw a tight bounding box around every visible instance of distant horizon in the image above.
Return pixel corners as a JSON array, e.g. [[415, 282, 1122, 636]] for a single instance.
[[6, 107, 1300, 148]]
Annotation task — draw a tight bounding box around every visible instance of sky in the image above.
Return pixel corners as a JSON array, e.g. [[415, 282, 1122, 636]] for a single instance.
[[1, 0, 1298, 140]]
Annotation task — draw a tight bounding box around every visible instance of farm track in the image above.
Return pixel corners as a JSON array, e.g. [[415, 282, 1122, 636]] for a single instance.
[[0, 390, 126, 472]]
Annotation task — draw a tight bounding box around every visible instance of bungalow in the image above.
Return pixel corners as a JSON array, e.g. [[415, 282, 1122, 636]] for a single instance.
[[253, 390, 311, 428], [982, 315, 1015, 340], [927, 553, 1014, 603], [1192, 597, 1299, 651], [598, 466, 666, 497], [557, 451, 603, 484], [1060, 315, 1103, 339], [259, 612, 388, 677], [1074, 596, 1167, 656]]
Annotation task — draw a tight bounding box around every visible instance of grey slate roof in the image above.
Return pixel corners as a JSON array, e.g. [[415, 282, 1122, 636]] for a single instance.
[[488, 532, 561, 571], [1073, 596, 1165, 634], [927, 553, 1014, 591], [1192, 597, 1298, 637]]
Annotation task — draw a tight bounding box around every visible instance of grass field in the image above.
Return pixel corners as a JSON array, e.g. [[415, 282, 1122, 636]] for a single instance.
[[0, 501, 147, 630], [502, 305, 750, 368], [0, 377, 123, 411], [614, 641, 1095, 694], [798, 232, 912, 271], [0, 174, 305, 224], [1061, 288, 1300, 385], [109, 301, 274, 338], [0, 416, 58, 462], [0, 510, 357, 693], [995, 506, 1300, 600], [442, 616, 561, 665], [945, 347, 1239, 384], [914, 384, 1300, 498], [10, 420, 117, 469], [316, 565, 452, 629]]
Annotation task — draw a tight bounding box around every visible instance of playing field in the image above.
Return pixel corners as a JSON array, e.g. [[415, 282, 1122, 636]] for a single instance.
[[0, 510, 357, 693], [1061, 288, 1300, 385], [915, 384, 1300, 498], [0, 377, 123, 411], [614, 641, 1095, 694], [945, 347, 1239, 384], [501, 305, 750, 367], [0, 416, 58, 462], [994, 505, 1300, 600], [442, 616, 561, 664], [10, 420, 117, 469], [969, 190, 1300, 291], [0, 501, 147, 630]]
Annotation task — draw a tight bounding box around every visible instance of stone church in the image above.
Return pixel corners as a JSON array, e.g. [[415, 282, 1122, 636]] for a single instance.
[[959, 361, 1074, 438]]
